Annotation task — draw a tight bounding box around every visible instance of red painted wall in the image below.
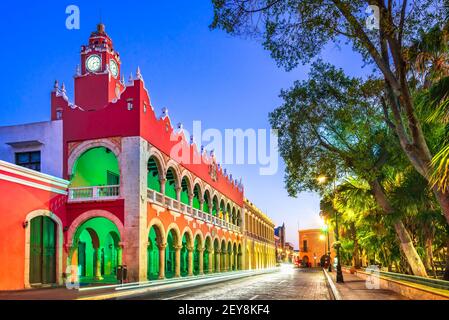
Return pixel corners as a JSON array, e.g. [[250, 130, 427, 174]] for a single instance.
[[0, 173, 67, 290]]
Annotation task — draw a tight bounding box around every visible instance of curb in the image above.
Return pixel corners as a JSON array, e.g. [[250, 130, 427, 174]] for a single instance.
[[323, 268, 342, 300]]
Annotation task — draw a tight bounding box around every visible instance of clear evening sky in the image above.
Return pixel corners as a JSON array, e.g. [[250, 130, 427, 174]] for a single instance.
[[0, 1, 367, 248]]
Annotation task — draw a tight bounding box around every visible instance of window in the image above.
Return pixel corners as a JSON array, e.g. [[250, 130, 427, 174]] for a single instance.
[[15, 151, 41, 172], [303, 240, 308, 252], [127, 99, 133, 111], [107, 170, 120, 185], [56, 109, 63, 120]]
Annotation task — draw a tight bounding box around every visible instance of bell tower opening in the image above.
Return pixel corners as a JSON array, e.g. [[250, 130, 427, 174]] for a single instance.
[[74, 23, 125, 111]]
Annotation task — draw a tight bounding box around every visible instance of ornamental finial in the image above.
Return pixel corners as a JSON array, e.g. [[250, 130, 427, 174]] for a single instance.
[[136, 66, 142, 79]]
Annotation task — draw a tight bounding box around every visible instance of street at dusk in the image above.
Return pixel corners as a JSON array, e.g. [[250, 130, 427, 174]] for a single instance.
[[1, 1, 449, 317], [135, 268, 332, 301]]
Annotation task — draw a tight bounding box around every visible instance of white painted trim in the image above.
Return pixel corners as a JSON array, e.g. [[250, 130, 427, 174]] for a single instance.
[[0, 160, 69, 187], [24, 210, 64, 288], [0, 174, 68, 195]]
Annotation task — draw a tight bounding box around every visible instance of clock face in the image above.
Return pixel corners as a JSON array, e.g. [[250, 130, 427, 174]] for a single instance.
[[110, 59, 119, 78], [86, 55, 101, 72]]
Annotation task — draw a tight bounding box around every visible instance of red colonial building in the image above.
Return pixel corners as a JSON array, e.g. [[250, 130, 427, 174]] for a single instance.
[[0, 24, 275, 290]]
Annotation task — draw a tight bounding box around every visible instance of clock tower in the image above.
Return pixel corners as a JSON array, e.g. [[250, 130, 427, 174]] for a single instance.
[[74, 23, 125, 111]]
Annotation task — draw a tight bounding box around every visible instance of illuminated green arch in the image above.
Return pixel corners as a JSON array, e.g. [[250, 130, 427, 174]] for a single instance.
[[73, 217, 121, 283], [71, 147, 119, 187], [147, 225, 163, 280], [193, 234, 202, 275], [192, 184, 201, 210], [212, 196, 219, 217], [203, 190, 211, 214], [204, 236, 212, 273], [148, 157, 162, 193], [165, 168, 178, 200], [180, 176, 191, 205]]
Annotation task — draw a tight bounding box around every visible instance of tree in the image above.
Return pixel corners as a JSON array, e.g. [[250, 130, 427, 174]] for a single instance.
[[269, 61, 427, 276], [210, 0, 449, 228]]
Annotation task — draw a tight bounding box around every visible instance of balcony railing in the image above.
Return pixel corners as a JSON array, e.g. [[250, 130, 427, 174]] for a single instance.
[[68, 185, 120, 202], [147, 188, 241, 233]]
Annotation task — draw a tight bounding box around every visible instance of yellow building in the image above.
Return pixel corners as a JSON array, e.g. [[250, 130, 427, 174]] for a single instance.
[[243, 199, 276, 270]]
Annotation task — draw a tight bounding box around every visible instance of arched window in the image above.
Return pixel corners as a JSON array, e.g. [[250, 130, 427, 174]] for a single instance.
[[226, 204, 231, 223], [231, 208, 236, 225], [193, 184, 201, 210], [180, 177, 190, 205], [212, 196, 219, 217], [165, 168, 177, 200], [147, 157, 161, 193], [71, 147, 119, 188], [219, 200, 225, 220], [236, 210, 241, 227], [203, 190, 211, 213]]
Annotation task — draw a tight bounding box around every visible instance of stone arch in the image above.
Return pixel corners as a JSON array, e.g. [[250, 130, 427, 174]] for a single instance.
[[147, 148, 166, 178], [147, 218, 166, 280], [24, 210, 64, 288], [147, 217, 166, 244], [203, 189, 212, 213], [180, 172, 193, 205], [236, 210, 241, 227], [225, 202, 232, 222], [204, 233, 213, 250], [166, 223, 182, 246], [67, 139, 121, 178], [165, 160, 182, 188], [211, 195, 219, 216], [67, 210, 124, 249], [181, 226, 194, 247], [180, 171, 194, 191], [193, 177, 204, 193], [231, 207, 237, 225], [67, 212, 122, 283], [193, 229, 204, 247]]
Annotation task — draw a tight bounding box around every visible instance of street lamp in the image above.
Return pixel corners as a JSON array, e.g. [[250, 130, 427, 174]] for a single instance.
[[317, 175, 344, 283], [320, 222, 332, 272], [334, 210, 344, 283], [320, 219, 332, 272]]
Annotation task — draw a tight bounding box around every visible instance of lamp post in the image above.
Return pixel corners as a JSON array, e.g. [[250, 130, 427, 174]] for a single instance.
[[318, 175, 344, 283], [321, 222, 332, 272], [335, 209, 344, 283]]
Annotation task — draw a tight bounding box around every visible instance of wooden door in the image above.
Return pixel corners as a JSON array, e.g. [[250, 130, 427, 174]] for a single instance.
[[29, 216, 56, 285]]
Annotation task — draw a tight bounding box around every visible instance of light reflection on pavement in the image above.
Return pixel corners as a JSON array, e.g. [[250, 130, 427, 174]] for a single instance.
[[134, 268, 331, 300]]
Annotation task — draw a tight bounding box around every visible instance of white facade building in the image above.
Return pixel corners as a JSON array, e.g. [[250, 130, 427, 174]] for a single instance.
[[0, 120, 63, 178]]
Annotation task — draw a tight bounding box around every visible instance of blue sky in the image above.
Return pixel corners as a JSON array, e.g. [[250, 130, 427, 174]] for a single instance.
[[0, 1, 366, 248]]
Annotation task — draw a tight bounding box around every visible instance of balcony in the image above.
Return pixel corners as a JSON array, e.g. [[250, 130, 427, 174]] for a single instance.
[[68, 185, 120, 202], [147, 189, 241, 233]]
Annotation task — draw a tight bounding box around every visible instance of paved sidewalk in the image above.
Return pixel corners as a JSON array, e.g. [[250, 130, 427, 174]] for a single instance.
[[0, 286, 106, 300], [331, 271, 408, 300]]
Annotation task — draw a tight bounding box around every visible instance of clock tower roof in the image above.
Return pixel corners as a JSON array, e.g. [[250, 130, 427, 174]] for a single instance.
[[87, 23, 114, 49]]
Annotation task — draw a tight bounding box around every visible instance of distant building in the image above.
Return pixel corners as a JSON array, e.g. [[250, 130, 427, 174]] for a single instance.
[[298, 229, 335, 268], [243, 199, 276, 270], [274, 223, 295, 263]]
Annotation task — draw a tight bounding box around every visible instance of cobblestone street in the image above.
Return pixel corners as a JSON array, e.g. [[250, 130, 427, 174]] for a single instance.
[[136, 268, 331, 300]]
